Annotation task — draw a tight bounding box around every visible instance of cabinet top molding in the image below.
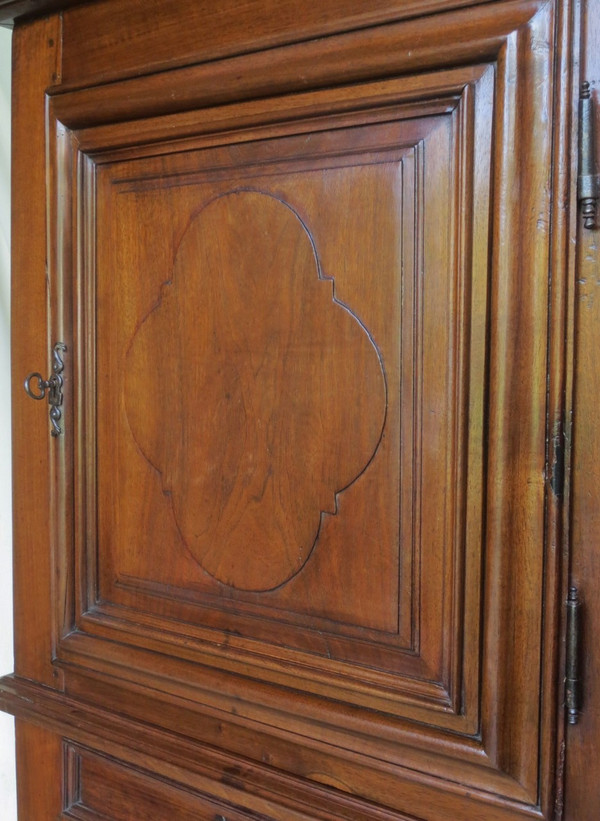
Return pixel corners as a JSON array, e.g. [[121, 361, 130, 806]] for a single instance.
[[0, 0, 494, 29]]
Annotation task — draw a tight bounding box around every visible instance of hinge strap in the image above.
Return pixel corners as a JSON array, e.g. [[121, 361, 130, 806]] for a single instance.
[[578, 82, 600, 229], [566, 587, 582, 725]]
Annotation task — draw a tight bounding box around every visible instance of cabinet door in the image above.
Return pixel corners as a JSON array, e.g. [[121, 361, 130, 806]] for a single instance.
[[5, 0, 581, 819]]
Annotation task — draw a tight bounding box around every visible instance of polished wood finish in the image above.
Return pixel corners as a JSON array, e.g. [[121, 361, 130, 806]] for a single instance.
[[565, 4, 600, 817], [15, 721, 63, 819], [124, 188, 387, 592], [58, 0, 498, 87], [10, 12, 61, 688], [51, 1, 549, 128], [0, 0, 596, 818]]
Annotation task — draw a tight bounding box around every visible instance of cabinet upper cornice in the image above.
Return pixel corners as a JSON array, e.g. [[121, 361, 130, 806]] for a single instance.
[[0, 0, 497, 41]]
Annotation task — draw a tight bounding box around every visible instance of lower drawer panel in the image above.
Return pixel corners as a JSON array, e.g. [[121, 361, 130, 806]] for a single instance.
[[62, 743, 304, 821]]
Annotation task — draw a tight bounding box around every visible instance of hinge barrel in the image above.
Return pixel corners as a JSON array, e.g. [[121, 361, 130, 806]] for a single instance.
[[578, 82, 600, 229], [566, 587, 582, 725]]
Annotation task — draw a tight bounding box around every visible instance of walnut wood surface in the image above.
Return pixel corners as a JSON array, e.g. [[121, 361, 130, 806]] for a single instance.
[[565, 5, 600, 816], [1, 0, 594, 818], [125, 189, 386, 591], [0, 0, 492, 28], [0, 675, 555, 821], [15, 720, 63, 818], [51, 1, 545, 128], [85, 71, 486, 722], [10, 14, 61, 688], [59, 0, 496, 87]]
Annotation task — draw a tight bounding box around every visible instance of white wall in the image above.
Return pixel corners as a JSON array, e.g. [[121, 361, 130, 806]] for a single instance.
[[0, 24, 17, 821]]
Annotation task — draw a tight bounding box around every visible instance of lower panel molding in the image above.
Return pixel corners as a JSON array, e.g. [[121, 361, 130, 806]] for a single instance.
[[62, 743, 310, 821], [2, 675, 415, 821], [0, 673, 544, 820]]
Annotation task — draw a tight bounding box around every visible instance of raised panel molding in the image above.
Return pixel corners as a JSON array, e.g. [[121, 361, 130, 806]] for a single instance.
[[53, 66, 492, 735], [50, 0, 547, 130]]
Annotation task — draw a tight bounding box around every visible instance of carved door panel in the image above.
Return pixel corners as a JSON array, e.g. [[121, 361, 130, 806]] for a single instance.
[[1, 0, 583, 818]]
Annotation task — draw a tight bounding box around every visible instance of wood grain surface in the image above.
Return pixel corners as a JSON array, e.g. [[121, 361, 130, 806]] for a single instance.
[[565, 1, 600, 816], [0, 0, 594, 818]]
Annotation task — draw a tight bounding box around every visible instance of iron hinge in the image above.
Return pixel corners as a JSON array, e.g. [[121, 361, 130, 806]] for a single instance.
[[549, 418, 567, 499], [565, 587, 582, 725], [578, 82, 600, 229]]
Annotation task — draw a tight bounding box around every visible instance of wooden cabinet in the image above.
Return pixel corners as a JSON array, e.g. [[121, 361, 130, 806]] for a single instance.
[[0, 0, 598, 818]]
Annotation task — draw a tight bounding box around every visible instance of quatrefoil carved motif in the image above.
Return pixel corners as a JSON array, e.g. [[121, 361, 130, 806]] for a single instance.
[[126, 190, 386, 591]]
